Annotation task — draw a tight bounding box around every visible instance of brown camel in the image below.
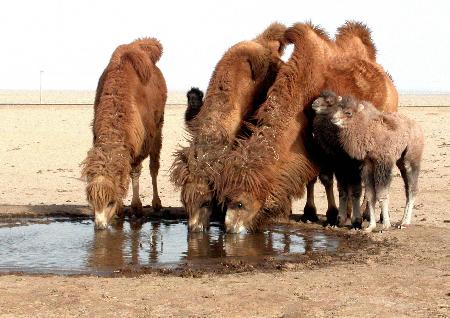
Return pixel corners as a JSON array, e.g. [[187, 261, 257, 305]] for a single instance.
[[81, 38, 167, 229], [170, 22, 287, 232], [216, 22, 398, 233]]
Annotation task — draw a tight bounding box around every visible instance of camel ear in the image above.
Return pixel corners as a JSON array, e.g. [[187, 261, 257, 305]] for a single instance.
[[357, 103, 365, 112]]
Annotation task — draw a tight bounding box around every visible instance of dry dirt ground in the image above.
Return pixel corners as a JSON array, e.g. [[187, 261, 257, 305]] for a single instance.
[[0, 102, 449, 317]]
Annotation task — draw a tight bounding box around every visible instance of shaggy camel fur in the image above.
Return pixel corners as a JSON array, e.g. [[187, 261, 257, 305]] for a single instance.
[[216, 22, 398, 233], [329, 95, 424, 232], [170, 22, 287, 232], [185, 87, 204, 130], [81, 38, 167, 229]]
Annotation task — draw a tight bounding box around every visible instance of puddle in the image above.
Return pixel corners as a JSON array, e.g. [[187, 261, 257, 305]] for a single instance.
[[0, 217, 343, 276]]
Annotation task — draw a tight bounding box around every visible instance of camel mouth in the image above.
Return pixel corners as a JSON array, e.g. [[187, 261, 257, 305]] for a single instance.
[[331, 117, 344, 128]]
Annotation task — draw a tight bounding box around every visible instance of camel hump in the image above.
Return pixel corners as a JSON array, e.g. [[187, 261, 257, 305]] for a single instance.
[[131, 37, 163, 63], [121, 48, 153, 83], [285, 21, 330, 46], [111, 38, 162, 84], [255, 22, 287, 44], [336, 21, 377, 60]]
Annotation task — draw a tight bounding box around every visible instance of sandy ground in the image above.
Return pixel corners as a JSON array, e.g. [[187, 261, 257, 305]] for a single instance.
[[0, 101, 450, 317]]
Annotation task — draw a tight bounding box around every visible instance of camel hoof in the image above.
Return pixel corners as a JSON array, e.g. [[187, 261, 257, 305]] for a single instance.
[[352, 218, 362, 229], [364, 225, 376, 233], [337, 215, 346, 227], [382, 223, 392, 231], [152, 197, 162, 212], [116, 206, 125, 219], [397, 224, 407, 229], [326, 207, 339, 226], [131, 201, 143, 218], [362, 210, 370, 221], [301, 205, 319, 223]]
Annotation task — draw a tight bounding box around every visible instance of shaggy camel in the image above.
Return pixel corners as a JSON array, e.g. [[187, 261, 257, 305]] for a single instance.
[[185, 87, 204, 130], [81, 38, 167, 229], [216, 22, 398, 233], [170, 22, 287, 232], [329, 95, 424, 232]]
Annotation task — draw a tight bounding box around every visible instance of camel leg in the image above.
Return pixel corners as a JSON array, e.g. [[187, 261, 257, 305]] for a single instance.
[[377, 189, 391, 230], [301, 177, 319, 222], [130, 164, 143, 217], [363, 166, 377, 233], [346, 199, 352, 220], [350, 182, 363, 229], [337, 181, 349, 227], [397, 159, 420, 227], [374, 163, 393, 230], [362, 191, 383, 223], [149, 128, 162, 212], [319, 172, 339, 225]]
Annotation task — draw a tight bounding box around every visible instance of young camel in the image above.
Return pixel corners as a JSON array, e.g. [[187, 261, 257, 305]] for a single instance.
[[81, 38, 167, 229], [330, 95, 424, 232], [184, 87, 204, 131], [170, 22, 287, 232]]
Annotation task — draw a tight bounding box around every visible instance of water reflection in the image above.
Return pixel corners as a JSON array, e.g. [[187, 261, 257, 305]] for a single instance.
[[0, 218, 340, 275], [86, 220, 340, 271]]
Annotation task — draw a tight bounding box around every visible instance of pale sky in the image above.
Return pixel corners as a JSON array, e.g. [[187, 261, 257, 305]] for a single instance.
[[1, 0, 449, 93]]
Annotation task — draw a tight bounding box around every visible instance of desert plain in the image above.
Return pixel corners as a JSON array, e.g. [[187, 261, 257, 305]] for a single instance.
[[0, 92, 449, 317]]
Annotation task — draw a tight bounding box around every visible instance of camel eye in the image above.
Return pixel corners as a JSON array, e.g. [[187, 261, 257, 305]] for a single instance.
[[107, 201, 114, 208], [236, 202, 244, 209], [345, 111, 352, 117], [200, 201, 211, 208]]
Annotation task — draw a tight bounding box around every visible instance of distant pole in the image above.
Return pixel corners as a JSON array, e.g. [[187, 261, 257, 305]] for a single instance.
[[39, 70, 44, 104]]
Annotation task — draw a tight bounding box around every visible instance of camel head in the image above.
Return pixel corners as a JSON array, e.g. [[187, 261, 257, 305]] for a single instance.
[[312, 90, 343, 115], [185, 87, 204, 125], [182, 179, 214, 232], [85, 175, 122, 229], [217, 140, 275, 233], [223, 192, 264, 233], [171, 144, 225, 232], [330, 95, 365, 129]]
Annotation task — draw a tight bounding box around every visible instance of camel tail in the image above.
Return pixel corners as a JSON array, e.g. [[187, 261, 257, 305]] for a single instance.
[[336, 21, 377, 60]]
